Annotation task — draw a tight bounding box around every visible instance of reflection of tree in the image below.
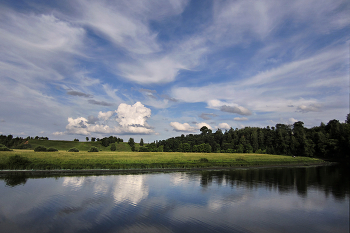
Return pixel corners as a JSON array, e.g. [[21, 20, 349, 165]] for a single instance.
[[198, 165, 349, 200], [4, 173, 28, 187]]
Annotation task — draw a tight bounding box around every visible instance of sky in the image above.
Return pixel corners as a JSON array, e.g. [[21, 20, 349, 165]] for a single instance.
[[0, 0, 349, 142]]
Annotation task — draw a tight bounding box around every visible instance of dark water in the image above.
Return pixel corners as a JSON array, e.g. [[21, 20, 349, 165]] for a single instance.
[[0, 165, 349, 233]]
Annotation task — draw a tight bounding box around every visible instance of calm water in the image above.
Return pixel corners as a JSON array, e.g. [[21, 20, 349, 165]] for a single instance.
[[0, 165, 349, 233]]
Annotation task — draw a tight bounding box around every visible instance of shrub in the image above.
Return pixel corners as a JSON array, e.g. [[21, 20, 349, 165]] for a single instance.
[[110, 143, 116, 151], [14, 144, 32, 149], [47, 147, 58, 152], [34, 146, 47, 152], [199, 158, 209, 162], [7, 155, 32, 169], [68, 148, 79, 152], [88, 147, 99, 152], [139, 147, 149, 152], [0, 145, 12, 151]]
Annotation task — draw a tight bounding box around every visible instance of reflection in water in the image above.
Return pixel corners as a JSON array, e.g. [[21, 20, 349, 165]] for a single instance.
[[198, 165, 350, 200], [0, 165, 348, 233], [4, 173, 28, 187]]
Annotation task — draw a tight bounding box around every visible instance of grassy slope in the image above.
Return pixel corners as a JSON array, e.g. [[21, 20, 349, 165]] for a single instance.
[[27, 139, 137, 152], [0, 150, 326, 170]]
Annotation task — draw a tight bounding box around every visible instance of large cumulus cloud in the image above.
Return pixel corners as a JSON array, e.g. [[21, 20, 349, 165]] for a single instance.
[[60, 102, 154, 135]]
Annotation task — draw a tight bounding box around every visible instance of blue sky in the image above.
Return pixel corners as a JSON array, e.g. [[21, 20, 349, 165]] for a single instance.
[[0, 0, 349, 142]]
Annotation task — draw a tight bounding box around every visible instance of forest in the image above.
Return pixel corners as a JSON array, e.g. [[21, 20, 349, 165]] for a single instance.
[[143, 115, 350, 159]]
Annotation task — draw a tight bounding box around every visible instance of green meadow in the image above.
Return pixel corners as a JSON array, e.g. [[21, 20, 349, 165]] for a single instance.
[[27, 139, 136, 152], [0, 149, 325, 170]]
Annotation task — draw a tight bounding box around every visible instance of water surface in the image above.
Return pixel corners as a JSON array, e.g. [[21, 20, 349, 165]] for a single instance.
[[0, 165, 349, 233]]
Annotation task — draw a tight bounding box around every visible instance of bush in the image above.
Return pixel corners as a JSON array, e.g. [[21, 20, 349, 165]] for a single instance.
[[14, 143, 32, 149], [139, 147, 149, 152], [7, 155, 32, 169], [47, 147, 58, 152], [68, 148, 79, 152], [0, 145, 12, 151], [88, 147, 99, 152], [34, 146, 47, 152], [110, 143, 116, 151], [199, 158, 209, 162]]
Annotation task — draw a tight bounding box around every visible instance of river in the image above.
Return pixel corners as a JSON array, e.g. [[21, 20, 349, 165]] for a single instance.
[[0, 164, 349, 233]]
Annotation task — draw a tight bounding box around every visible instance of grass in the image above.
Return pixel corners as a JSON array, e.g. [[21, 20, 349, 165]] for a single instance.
[[27, 139, 138, 152], [0, 150, 326, 170]]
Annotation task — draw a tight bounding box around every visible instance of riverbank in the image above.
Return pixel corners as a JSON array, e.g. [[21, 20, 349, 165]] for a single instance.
[[0, 150, 327, 172], [0, 163, 333, 177]]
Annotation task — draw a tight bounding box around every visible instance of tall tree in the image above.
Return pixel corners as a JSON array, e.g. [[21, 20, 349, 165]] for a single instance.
[[128, 138, 135, 147], [140, 138, 144, 146]]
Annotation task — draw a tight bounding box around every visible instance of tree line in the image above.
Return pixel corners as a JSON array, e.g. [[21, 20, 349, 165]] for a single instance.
[[139, 115, 350, 159], [1, 115, 349, 159]]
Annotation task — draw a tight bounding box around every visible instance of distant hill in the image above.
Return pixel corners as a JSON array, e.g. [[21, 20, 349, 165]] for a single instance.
[[28, 139, 138, 152]]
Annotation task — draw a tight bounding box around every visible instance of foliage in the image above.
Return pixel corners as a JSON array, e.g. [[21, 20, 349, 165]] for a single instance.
[[7, 155, 32, 169], [86, 137, 89, 142], [199, 158, 209, 162], [34, 146, 47, 152], [88, 147, 99, 152], [101, 136, 123, 147], [14, 143, 32, 149], [34, 146, 58, 152], [74, 138, 79, 141], [139, 147, 149, 152], [128, 138, 135, 147], [153, 115, 350, 159], [47, 147, 58, 152], [68, 148, 79, 152], [0, 144, 12, 151], [140, 138, 144, 146], [110, 143, 116, 151]]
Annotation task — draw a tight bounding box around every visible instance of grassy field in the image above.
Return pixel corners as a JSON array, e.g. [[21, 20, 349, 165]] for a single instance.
[[0, 150, 326, 170], [27, 139, 137, 152]]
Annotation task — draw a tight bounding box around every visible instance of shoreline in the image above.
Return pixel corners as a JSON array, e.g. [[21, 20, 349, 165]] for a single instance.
[[0, 162, 332, 176]]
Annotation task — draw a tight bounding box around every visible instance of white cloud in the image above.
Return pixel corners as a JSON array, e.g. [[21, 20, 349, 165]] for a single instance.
[[288, 118, 298, 124], [116, 102, 151, 128], [118, 57, 184, 84], [220, 105, 252, 116], [207, 99, 252, 116], [0, 10, 85, 87], [170, 122, 212, 132], [234, 117, 248, 121], [64, 102, 154, 135], [217, 123, 230, 130], [297, 104, 322, 113], [98, 111, 115, 121], [53, 131, 65, 136], [170, 122, 196, 132]]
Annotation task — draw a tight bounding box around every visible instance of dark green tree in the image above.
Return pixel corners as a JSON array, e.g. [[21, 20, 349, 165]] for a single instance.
[[128, 138, 135, 148], [140, 138, 144, 146], [346, 113, 350, 124], [110, 143, 116, 151]]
